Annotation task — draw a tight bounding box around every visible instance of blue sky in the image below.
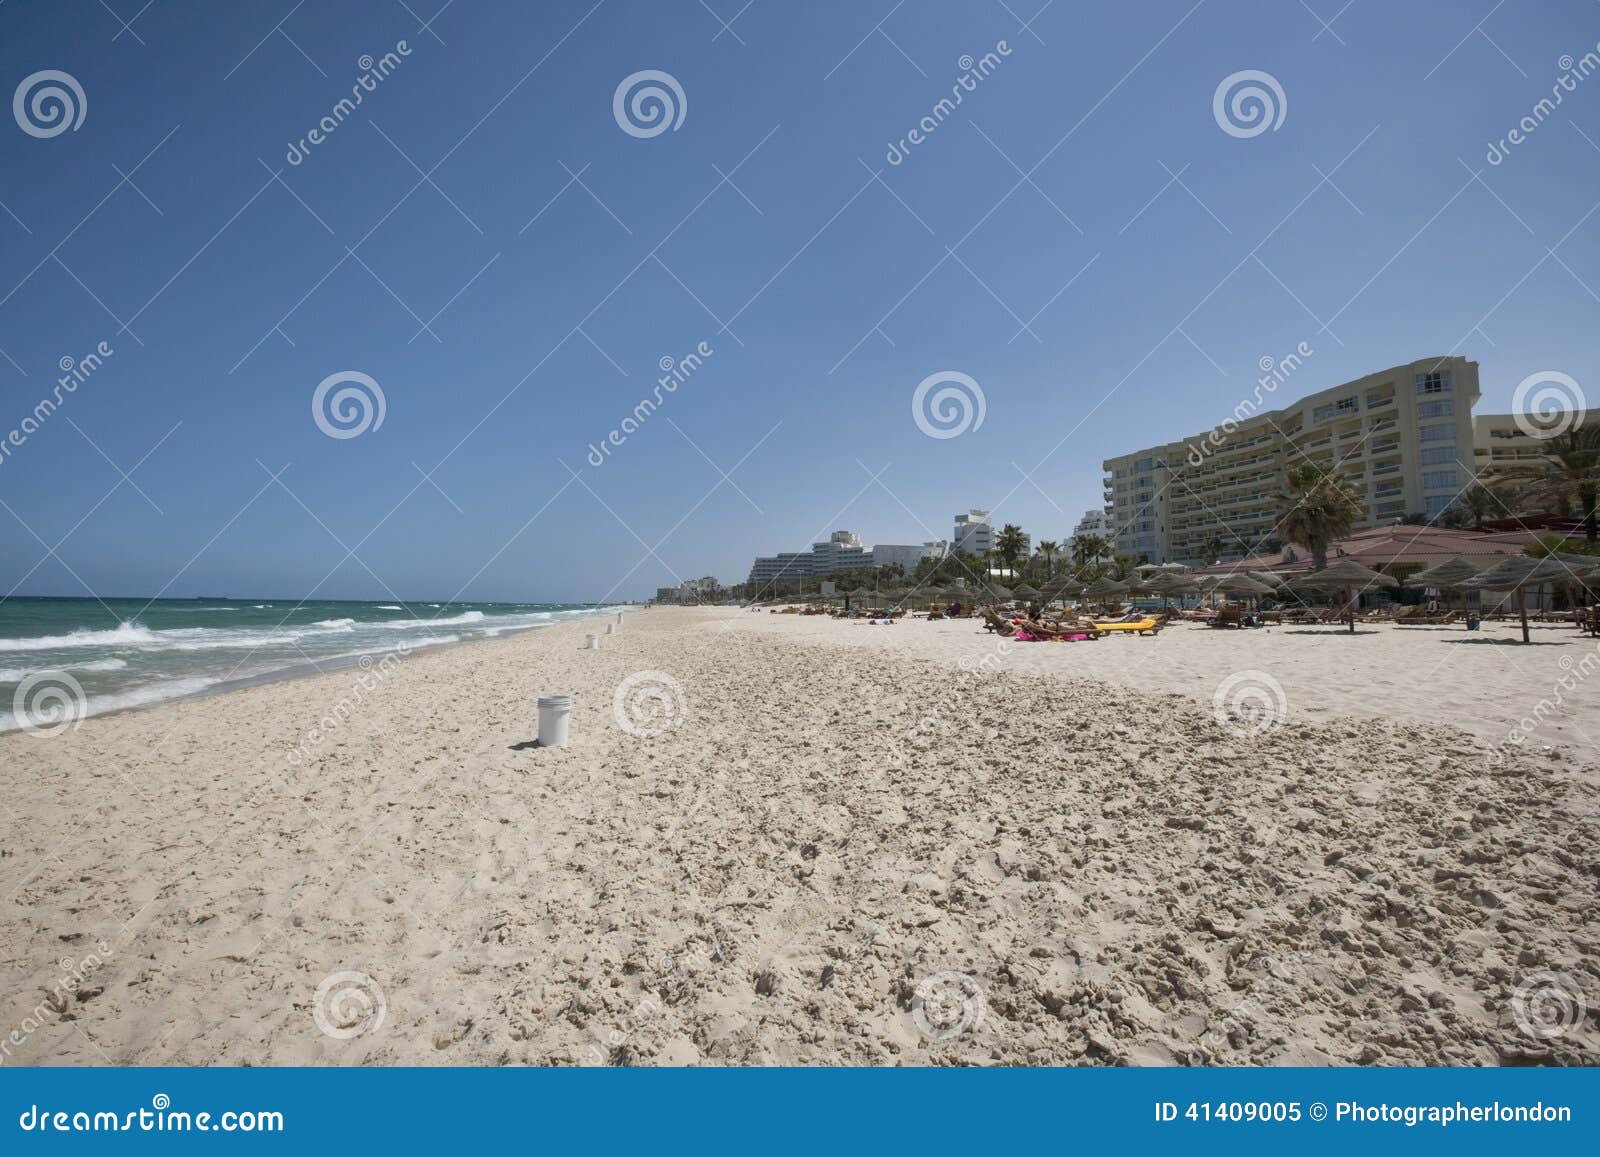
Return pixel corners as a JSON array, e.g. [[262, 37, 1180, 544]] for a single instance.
[[2, 0, 1598, 602]]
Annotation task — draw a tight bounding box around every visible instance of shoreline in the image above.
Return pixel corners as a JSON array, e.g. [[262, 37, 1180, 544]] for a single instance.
[[0, 605, 637, 735]]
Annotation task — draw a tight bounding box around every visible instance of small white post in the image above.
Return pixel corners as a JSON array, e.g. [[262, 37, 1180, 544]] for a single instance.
[[585, 633, 600, 650]]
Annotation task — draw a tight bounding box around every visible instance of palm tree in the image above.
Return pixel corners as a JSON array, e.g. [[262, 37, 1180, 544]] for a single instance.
[[1073, 533, 1108, 568], [1277, 463, 1366, 571], [1036, 540, 1059, 578], [1449, 481, 1498, 530], [1505, 425, 1600, 542], [995, 524, 1028, 575]]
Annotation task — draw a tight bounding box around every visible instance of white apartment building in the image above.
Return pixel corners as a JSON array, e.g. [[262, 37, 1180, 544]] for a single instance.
[[870, 541, 948, 572], [1069, 509, 1112, 558], [952, 510, 993, 557], [1472, 410, 1596, 489], [1101, 356, 1482, 564]]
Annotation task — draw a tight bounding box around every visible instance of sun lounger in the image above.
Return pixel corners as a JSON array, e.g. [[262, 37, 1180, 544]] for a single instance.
[[1093, 617, 1163, 635]]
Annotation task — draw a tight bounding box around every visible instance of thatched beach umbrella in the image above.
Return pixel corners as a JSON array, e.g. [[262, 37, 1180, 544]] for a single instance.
[[1291, 559, 1399, 634], [1011, 583, 1042, 602], [1463, 556, 1575, 643], [1081, 576, 1130, 611], [1406, 557, 1482, 625], [1141, 571, 1197, 610]]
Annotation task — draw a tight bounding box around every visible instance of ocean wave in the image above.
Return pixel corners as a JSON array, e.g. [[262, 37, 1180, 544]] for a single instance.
[[310, 618, 357, 629], [375, 605, 403, 611], [0, 656, 130, 681], [372, 610, 486, 629], [0, 621, 161, 652]]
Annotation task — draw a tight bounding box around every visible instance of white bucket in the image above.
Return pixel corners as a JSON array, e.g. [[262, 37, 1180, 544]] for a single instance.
[[585, 633, 599, 650], [616, 612, 624, 626], [605, 623, 615, 635], [537, 694, 571, 748]]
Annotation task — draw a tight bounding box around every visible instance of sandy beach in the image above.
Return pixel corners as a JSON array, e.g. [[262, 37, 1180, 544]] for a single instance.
[[3, 606, 1597, 1066]]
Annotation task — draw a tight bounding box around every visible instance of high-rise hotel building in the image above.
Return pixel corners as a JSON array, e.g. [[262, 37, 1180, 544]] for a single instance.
[[1101, 357, 1481, 564]]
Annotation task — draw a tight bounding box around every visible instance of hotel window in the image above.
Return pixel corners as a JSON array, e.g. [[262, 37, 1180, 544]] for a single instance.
[[1416, 399, 1453, 418], [1418, 424, 1454, 442], [1419, 446, 1455, 465], [1415, 370, 1451, 394], [1423, 470, 1457, 489], [1134, 457, 1153, 472], [1425, 495, 1452, 516]]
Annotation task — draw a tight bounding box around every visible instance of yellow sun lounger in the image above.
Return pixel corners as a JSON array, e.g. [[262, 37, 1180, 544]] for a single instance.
[[1092, 618, 1163, 635]]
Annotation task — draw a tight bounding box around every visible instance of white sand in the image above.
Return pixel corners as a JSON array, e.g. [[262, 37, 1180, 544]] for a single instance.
[[2, 607, 1596, 1066]]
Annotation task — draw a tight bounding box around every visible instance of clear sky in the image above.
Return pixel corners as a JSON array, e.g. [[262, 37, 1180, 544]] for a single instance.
[[3, 0, 1598, 602]]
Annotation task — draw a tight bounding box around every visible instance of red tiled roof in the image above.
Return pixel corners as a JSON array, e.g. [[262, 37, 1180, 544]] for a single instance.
[[1193, 524, 1534, 575]]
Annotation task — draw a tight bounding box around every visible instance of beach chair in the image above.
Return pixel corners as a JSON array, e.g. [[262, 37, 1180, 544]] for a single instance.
[[1093, 617, 1164, 635], [1208, 604, 1243, 628]]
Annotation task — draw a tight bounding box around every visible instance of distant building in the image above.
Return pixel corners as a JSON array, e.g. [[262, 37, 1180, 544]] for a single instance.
[[1473, 409, 1597, 489], [871, 540, 947, 572], [808, 530, 872, 574], [952, 509, 993, 557], [1069, 509, 1112, 558]]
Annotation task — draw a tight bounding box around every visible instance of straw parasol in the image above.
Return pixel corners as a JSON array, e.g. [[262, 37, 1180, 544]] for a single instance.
[[1081, 576, 1130, 610], [1212, 574, 1276, 597], [1141, 571, 1198, 610], [1462, 555, 1576, 643], [1248, 570, 1287, 588], [984, 584, 1015, 604], [1291, 559, 1399, 634], [1010, 583, 1043, 602], [1042, 577, 1084, 607]]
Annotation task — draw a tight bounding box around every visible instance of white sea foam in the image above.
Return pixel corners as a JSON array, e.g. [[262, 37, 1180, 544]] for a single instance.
[[376, 605, 403, 611], [0, 621, 161, 651], [310, 618, 357, 629], [0, 656, 130, 681], [372, 610, 486, 629]]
